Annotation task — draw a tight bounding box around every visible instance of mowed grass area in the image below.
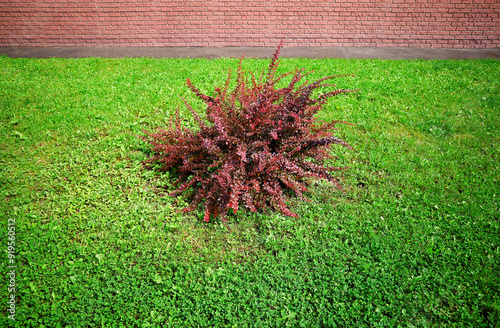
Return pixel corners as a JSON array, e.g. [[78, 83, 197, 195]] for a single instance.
[[0, 55, 499, 327]]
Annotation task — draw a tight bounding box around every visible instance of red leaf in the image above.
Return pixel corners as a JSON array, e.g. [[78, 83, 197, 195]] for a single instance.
[[139, 42, 356, 223]]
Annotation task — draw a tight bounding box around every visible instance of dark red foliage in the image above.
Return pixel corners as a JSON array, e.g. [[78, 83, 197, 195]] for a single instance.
[[140, 43, 356, 222]]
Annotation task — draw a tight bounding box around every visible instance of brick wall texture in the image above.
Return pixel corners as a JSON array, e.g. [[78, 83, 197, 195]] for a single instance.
[[1, 0, 499, 48]]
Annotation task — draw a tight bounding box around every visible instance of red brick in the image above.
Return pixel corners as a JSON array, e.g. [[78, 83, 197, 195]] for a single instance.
[[0, 0, 498, 47]]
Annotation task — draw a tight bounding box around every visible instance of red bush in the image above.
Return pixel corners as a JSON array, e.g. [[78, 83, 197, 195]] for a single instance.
[[140, 43, 356, 222]]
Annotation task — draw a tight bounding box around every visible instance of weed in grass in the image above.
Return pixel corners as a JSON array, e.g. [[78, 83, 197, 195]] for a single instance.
[[0, 56, 499, 327]]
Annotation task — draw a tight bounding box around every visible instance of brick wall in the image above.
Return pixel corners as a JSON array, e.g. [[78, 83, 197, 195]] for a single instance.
[[1, 0, 499, 48]]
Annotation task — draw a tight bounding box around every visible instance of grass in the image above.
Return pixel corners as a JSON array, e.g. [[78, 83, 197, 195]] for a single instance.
[[0, 55, 499, 327]]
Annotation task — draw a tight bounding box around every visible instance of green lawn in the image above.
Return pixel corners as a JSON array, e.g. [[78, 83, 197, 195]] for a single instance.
[[0, 55, 499, 327]]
